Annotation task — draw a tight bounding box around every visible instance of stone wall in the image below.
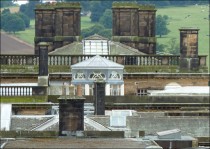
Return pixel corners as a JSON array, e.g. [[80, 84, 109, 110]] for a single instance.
[[126, 116, 209, 137], [112, 2, 156, 54], [34, 2, 81, 54]]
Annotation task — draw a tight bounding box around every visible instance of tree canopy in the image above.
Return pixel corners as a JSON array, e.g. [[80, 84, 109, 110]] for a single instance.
[[19, 0, 40, 19], [81, 24, 112, 39], [156, 15, 170, 37], [3, 15, 25, 33], [0, 0, 14, 8], [1, 13, 28, 33], [99, 9, 112, 29]]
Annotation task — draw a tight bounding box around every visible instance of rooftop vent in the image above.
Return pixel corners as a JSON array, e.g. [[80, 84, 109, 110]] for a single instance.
[[156, 129, 181, 139]]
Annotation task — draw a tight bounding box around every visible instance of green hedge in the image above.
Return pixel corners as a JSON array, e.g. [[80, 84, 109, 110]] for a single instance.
[[0, 96, 47, 103]]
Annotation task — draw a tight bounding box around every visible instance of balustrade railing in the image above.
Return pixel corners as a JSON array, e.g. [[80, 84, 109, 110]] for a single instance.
[[0, 86, 47, 96], [0, 54, 207, 66], [0, 55, 39, 65]]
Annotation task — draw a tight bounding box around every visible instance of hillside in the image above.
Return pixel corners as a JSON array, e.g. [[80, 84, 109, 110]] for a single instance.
[[156, 4, 209, 56], [4, 5, 209, 54]]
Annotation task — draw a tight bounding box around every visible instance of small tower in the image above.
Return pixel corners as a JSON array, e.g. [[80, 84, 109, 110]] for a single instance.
[[179, 28, 199, 71], [34, 2, 81, 54], [112, 2, 156, 54]]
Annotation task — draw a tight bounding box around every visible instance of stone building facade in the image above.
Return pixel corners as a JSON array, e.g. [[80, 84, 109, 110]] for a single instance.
[[34, 2, 81, 54], [112, 3, 156, 54]]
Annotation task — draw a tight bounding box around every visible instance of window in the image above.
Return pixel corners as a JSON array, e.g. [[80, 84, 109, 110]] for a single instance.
[[89, 84, 94, 96], [136, 88, 148, 96], [110, 85, 120, 96]]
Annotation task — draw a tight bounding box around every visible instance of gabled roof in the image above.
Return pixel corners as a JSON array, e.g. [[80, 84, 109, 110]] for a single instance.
[[71, 55, 124, 69], [84, 34, 109, 40]]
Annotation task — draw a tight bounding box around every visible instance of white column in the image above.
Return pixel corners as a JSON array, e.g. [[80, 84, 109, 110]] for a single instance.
[[85, 84, 89, 95], [105, 84, 110, 96], [120, 84, 124, 96]]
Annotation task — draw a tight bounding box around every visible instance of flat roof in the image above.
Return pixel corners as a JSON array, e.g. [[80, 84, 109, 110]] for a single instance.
[[5, 138, 160, 148]]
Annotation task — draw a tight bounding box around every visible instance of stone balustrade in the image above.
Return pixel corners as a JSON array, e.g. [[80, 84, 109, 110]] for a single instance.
[[0, 54, 207, 66]]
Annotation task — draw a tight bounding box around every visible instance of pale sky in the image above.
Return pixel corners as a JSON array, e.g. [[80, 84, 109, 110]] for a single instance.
[[13, 0, 28, 5], [14, 0, 57, 5]]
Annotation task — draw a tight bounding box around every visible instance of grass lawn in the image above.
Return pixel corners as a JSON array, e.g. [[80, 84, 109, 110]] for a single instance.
[[81, 16, 96, 29], [156, 4, 209, 56], [14, 20, 35, 45]]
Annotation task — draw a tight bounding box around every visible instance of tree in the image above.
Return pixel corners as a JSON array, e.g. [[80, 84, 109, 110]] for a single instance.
[[156, 15, 170, 37], [90, 2, 103, 22], [16, 12, 30, 28], [98, 29, 112, 39], [166, 38, 179, 55], [81, 24, 105, 38], [19, 0, 40, 19], [0, 0, 13, 8], [90, 1, 112, 22], [19, 4, 28, 14], [156, 43, 167, 54], [99, 9, 112, 29], [2, 8, 11, 14], [2, 14, 25, 33]]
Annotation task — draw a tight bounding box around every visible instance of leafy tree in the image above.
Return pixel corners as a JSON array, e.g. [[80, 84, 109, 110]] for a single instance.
[[2, 8, 11, 14], [90, 2, 103, 22], [1, 13, 26, 33], [157, 38, 179, 55], [81, 23, 112, 39], [3, 16, 25, 33], [0, 0, 13, 8], [99, 9, 112, 29], [156, 43, 167, 54], [19, 0, 40, 19], [19, 4, 28, 14], [90, 1, 112, 22], [1, 13, 17, 30], [98, 29, 112, 39], [16, 12, 30, 28], [166, 38, 179, 55], [81, 24, 105, 37], [156, 15, 170, 38]]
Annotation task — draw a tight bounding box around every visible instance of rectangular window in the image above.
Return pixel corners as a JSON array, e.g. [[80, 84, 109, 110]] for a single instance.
[[110, 85, 120, 96], [136, 88, 148, 96]]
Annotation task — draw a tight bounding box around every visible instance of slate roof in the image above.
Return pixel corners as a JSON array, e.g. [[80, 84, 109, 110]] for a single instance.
[[49, 35, 146, 55], [71, 55, 124, 69]]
